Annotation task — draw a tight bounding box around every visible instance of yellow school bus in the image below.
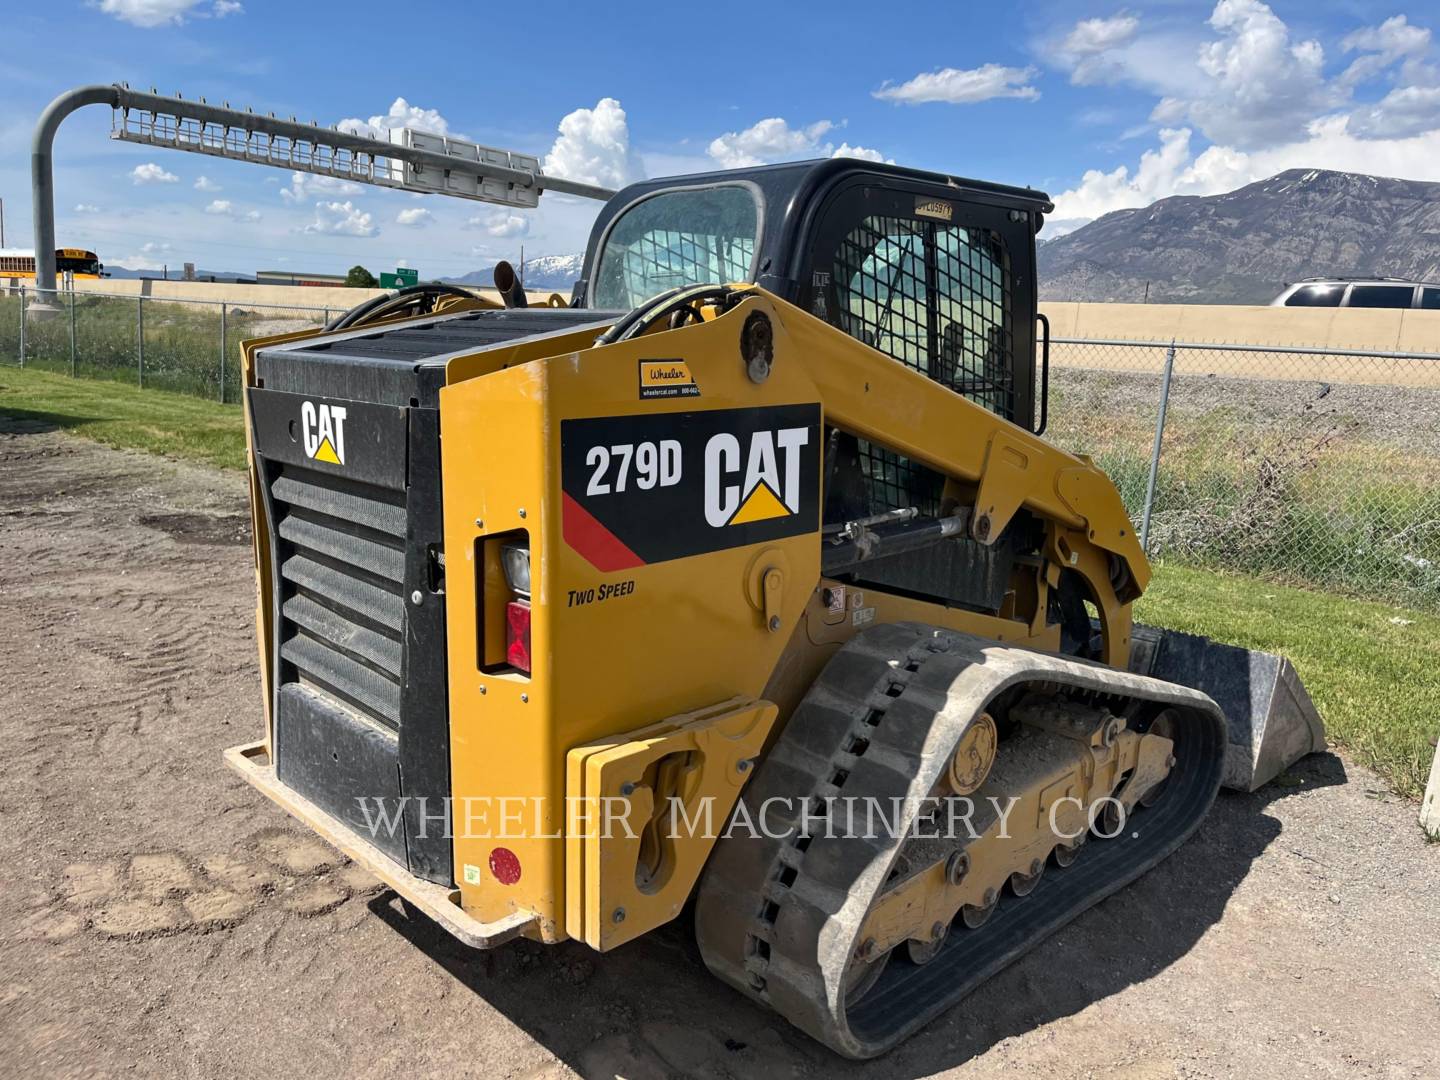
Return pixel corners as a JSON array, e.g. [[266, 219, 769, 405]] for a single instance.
[[0, 248, 104, 279]]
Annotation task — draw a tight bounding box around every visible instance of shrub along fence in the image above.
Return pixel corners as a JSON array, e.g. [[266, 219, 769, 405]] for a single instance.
[[4, 285, 1439, 610], [0, 287, 329, 404], [1046, 337, 1440, 611]]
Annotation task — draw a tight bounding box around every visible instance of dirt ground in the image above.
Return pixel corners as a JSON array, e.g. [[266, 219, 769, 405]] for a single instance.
[[2, 416, 1437, 1080]]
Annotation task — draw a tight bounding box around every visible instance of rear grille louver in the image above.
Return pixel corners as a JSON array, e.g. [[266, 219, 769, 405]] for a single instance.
[[272, 465, 408, 730]]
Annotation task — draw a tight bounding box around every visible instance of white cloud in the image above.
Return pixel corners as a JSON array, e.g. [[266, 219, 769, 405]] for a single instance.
[[131, 162, 178, 184], [94, 0, 241, 26], [470, 211, 530, 238], [337, 98, 454, 139], [280, 171, 363, 203], [204, 199, 261, 221], [141, 241, 171, 254], [1349, 85, 1440, 139], [302, 200, 377, 237], [1052, 14, 1142, 85], [193, 175, 220, 192], [1050, 3, 1440, 228], [873, 64, 1039, 105], [1185, 0, 1334, 149], [708, 118, 835, 168], [1052, 117, 1440, 226], [73, 203, 101, 213], [1340, 15, 1432, 87], [395, 207, 433, 228], [543, 98, 640, 188], [831, 143, 894, 164]]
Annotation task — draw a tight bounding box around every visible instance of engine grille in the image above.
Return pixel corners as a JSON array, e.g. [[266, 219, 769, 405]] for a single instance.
[[272, 464, 407, 730]]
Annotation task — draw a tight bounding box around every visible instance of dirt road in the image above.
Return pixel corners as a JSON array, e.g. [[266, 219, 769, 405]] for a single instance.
[[2, 417, 1437, 1079]]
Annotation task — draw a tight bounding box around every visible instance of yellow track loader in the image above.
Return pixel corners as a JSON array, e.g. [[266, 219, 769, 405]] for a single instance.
[[228, 159, 1325, 1057]]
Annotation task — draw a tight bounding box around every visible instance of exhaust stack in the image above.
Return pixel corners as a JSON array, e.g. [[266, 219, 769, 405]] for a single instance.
[[494, 260, 528, 309]]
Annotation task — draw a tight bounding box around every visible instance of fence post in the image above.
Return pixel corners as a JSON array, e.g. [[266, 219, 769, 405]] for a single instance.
[[219, 303, 227, 404], [1423, 738, 1440, 838], [323, 308, 331, 326], [18, 285, 25, 367], [136, 294, 144, 388], [69, 289, 77, 377], [1139, 341, 1176, 554]]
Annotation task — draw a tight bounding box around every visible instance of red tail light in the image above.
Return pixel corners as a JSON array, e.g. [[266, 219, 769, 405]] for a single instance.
[[505, 599, 532, 674]]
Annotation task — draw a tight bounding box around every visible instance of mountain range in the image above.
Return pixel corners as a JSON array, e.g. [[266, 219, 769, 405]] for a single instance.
[[1037, 168, 1440, 305], [446, 253, 585, 292]]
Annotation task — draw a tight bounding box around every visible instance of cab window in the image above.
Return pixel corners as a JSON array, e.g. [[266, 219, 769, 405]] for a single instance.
[[591, 185, 759, 310]]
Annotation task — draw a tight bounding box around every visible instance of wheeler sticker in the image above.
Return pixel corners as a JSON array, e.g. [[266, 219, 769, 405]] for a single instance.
[[560, 404, 822, 571], [638, 359, 701, 400]]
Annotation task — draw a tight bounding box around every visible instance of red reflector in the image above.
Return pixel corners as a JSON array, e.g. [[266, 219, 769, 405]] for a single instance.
[[489, 847, 522, 885], [505, 599, 532, 673]]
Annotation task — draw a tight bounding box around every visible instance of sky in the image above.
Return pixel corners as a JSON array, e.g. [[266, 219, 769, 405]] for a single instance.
[[2, 0, 1439, 277]]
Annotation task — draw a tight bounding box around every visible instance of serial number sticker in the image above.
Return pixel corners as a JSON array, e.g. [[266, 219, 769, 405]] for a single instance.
[[915, 197, 954, 222], [639, 359, 700, 400], [852, 606, 876, 628]]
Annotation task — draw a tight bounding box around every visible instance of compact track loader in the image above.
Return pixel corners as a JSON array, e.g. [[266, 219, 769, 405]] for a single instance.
[[229, 158, 1325, 1057]]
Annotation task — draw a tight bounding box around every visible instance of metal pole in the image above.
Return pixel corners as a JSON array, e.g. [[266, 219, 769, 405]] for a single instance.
[[31, 85, 119, 298], [69, 288, 76, 376], [136, 294, 144, 388], [17, 286, 25, 366], [219, 302, 226, 404], [1139, 342, 1176, 554]]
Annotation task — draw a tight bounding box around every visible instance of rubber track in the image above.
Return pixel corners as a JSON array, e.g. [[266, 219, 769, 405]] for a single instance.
[[694, 623, 1227, 1059]]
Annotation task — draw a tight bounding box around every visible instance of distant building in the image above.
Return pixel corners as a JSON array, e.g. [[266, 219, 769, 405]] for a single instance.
[[256, 269, 348, 287]]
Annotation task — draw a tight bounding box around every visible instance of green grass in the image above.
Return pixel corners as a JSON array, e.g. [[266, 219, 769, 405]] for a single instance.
[[0, 365, 245, 471], [1138, 561, 1440, 798], [1, 365, 1434, 798]]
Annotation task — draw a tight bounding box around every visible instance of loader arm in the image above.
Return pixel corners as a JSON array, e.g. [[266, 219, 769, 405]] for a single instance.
[[760, 288, 1148, 666]]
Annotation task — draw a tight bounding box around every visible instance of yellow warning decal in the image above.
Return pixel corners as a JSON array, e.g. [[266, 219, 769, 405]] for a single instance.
[[639, 359, 700, 400], [728, 481, 790, 525]]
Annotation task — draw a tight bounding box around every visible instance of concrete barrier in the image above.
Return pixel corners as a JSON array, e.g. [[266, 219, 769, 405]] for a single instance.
[[1038, 300, 1440, 354], [1, 276, 565, 311]]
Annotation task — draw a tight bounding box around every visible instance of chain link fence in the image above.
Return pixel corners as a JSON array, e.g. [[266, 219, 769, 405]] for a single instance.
[[4, 287, 1438, 610], [1047, 338, 1440, 611], [0, 287, 330, 403]]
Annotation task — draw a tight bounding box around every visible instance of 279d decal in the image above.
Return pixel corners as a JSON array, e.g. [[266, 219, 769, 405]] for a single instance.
[[560, 404, 822, 571]]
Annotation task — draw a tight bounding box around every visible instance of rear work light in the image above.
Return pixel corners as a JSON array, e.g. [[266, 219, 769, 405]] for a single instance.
[[500, 542, 531, 597], [505, 600, 532, 674]]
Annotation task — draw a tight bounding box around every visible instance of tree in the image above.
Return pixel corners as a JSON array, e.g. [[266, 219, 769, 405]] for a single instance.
[[345, 264, 378, 288]]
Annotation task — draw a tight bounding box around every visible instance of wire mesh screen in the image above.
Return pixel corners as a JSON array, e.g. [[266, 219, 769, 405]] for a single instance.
[[832, 216, 1013, 516], [833, 217, 1014, 418]]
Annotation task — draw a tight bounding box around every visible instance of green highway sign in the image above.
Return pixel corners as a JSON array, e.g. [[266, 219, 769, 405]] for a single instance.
[[380, 267, 419, 289]]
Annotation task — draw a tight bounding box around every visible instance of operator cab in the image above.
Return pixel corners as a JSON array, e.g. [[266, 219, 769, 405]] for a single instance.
[[577, 160, 1056, 623], [576, 159, 1053, 435]]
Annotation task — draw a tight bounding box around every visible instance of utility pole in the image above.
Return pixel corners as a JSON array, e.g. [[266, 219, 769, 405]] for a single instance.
[[1, 197, 5, 247]]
